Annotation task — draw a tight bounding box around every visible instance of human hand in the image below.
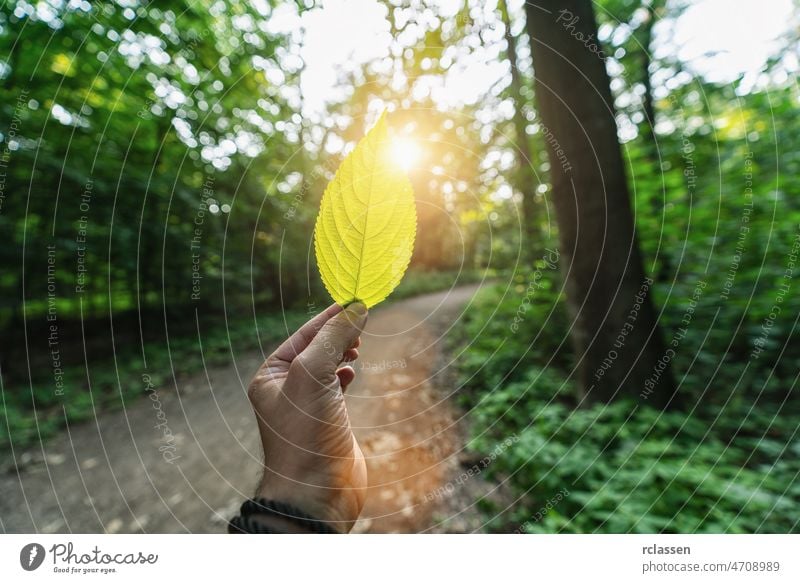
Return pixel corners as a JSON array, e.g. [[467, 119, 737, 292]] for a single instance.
[[247, 302, 368, 532]]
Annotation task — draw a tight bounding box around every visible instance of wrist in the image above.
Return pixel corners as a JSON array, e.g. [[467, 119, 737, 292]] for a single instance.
[[256, 477, 357, 533]]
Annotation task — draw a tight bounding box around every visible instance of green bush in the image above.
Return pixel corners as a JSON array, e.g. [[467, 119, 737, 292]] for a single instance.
[[452, 280, 800, 533]]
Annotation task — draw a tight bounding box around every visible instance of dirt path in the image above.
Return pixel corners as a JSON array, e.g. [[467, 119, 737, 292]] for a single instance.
[[0, 285, 484, 533]]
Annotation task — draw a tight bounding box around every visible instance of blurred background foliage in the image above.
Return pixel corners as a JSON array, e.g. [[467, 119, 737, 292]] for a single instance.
[[1, 0, 798, 532]]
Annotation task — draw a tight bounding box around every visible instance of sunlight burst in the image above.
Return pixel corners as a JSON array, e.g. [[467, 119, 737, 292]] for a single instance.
[[391, 138, 422, 171]]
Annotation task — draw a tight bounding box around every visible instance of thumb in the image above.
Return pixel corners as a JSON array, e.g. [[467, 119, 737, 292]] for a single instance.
[[289, 302, 368, 386]]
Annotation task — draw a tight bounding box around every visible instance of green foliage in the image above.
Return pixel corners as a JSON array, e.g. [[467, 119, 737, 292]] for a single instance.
[[628, 82, 800, 406], [459, 76, 800, 513], [453, 281, 800, 533], [456, 84, 800, 531], [1, 0, 798, 536], [0, 0, 330, 354], [452, 268, 570, 394]]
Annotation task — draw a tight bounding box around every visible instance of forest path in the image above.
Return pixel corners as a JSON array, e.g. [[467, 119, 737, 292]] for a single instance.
[[0, 284, 485, 533]]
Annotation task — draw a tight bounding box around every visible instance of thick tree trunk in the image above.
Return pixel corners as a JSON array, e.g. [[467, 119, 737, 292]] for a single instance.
[[524, 0, 676, 407]]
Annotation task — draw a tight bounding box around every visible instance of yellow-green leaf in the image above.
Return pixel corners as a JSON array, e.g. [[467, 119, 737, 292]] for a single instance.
[[314, 113, 416, 308]]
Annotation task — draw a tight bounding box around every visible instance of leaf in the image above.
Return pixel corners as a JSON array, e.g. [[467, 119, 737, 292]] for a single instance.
[[314, 112, 417, 308]]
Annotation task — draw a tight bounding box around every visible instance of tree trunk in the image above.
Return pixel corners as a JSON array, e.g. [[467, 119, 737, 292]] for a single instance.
[[524, 0, 676, 407], [636, 1, 672, 284], [638, 8, 657, 150], [498, 0, 541, 257]]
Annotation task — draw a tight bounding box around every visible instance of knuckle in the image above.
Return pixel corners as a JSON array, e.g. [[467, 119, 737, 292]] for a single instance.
[[246, 381, 261, 404], [264, 353, 283, 369]]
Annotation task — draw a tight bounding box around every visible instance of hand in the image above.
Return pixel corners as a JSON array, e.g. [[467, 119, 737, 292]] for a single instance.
[[247, 302, 369, 532]]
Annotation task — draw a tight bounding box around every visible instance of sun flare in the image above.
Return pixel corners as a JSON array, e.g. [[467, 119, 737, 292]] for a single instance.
[[391, 138, 422, 171]]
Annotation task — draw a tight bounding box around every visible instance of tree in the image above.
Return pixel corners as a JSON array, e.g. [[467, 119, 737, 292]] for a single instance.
[[0, 0, 298, 374], [524, 0, 675, 407], [498, 0, 541, 257]]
